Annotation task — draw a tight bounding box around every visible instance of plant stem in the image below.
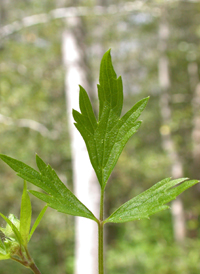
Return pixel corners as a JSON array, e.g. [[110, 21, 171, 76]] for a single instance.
[[11, 248, 42, 274], [29, 261, 42, 274], [98, 221, 104, 274], [100, 189, 104, 221], [98, 189, 104, 274], [26, 248, 42, 274]]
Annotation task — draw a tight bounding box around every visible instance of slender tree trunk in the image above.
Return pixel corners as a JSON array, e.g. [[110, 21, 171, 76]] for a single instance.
[[62, 16, 99, 274], [158, 17, 186, 242]]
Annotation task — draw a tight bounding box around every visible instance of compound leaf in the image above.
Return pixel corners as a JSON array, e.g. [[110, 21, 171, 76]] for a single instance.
[[73, 49, 149, 189], [0, 154, 97, 222], [104, 178, 199, 223]]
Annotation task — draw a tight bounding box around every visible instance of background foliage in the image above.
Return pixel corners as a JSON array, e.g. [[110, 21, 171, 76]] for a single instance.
[[0, 0, 200, 273]]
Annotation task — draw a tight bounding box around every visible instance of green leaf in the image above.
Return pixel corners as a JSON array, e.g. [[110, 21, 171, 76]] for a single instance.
[[104, 178, 199, 223], [29, 190, 96, 220], [20, 181, 32, 246], [0, 213, 22, 244], [28, 205, 48, 241], [0, 154, 97, 222], [73, 49, 149, 189], [0, 254, 10, 260], [0, 154, 59, 197]]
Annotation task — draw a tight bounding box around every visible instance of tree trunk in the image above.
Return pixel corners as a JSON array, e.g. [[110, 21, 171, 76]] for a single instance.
[[62, 16, 99, 274], [158, 17, 186, 242]]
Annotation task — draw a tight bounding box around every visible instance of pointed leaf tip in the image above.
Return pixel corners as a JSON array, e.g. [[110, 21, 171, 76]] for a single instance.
[[105, 178, 199, 224]]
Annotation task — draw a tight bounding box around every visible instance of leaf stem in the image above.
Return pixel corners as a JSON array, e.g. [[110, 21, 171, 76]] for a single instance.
[[98, 189, 104, 274]]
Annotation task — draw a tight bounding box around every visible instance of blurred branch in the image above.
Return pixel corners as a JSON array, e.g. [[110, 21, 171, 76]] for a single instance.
[[0, 2, 159, 40], [0, 114, 59, 139], [1, 0, 198, 40], [1, 0, 197, 40]]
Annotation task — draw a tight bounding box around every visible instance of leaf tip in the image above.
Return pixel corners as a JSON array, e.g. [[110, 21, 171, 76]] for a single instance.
[[144, 96, 150, 104], [102, 48, 112, 63], [72, 109, 78, 120], [79, 85, 84, 93]]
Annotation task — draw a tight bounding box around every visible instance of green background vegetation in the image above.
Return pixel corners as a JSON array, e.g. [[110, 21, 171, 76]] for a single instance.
[[0, 0, 200, 273]]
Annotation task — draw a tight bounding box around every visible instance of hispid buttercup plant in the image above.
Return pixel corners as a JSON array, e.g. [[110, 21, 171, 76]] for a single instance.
[[0, 181, 47, 274], [0, 50, 198, 274]]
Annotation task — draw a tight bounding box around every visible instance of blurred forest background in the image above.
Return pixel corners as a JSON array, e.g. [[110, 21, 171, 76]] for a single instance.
[[0, 0, 200, 273]]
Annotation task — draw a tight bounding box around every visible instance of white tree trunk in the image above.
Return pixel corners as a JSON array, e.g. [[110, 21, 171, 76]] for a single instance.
[[158, 19, 186, 242], [62, 17, 99, 274]]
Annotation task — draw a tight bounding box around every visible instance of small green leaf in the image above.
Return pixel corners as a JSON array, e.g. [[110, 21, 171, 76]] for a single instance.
[[20, 181, 32, 246], [0, 154, 97, 222], [0, 213, 22, 244], [104, 178, 199, 223], [73, 49, 149, 189], [0, 253, 10, 260], [28, 205, 48, 241]]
